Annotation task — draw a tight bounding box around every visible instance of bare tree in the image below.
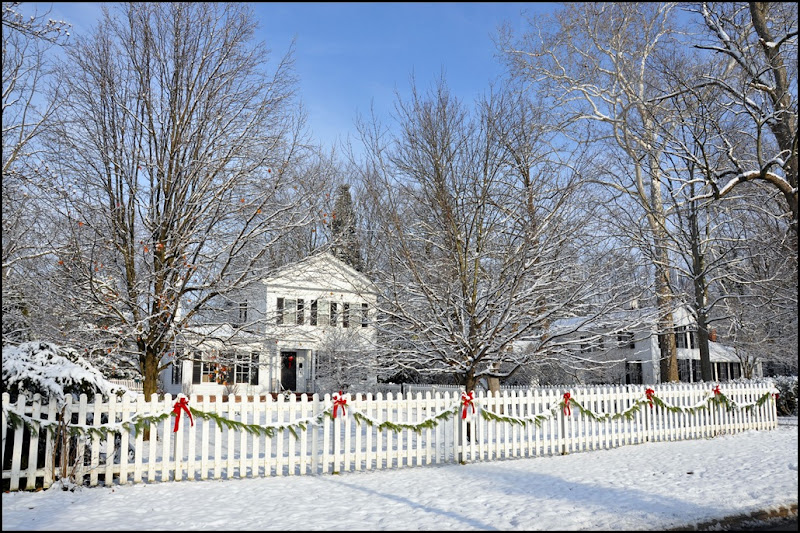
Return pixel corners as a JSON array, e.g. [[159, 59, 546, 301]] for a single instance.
[[684, 2, 798, 240], [499, 2, 687, 381], [313, 325, 377, 394], [2, 2, 71, 344], [650, 1, 798, 378], [713, 197, 799, 377], [356, 78, 628, 391], [37, 3, 311, 398]]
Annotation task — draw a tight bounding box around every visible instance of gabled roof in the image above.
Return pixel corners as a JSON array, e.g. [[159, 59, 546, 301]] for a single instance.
[[546, 304, 695, 335], [261, 251, 378, 296]]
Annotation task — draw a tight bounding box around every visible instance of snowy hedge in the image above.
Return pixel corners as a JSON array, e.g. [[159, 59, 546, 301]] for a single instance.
[[2, 341, 128, 405], [730, 375, 797, 416], [772, 375, 798, 416]]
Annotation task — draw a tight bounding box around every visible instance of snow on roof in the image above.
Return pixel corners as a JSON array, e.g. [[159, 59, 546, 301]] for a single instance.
[[675, 342, 742, 363], [261, 251, 378, 295]]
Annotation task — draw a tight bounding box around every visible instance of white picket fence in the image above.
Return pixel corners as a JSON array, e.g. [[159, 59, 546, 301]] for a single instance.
[[1, 382, 778, 492], [107, 379, 143, 393]]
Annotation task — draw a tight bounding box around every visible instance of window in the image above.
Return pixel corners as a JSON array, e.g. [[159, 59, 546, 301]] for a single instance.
[[675, 326, 688, 349], [342, 303, 350, 328], [718, 362, 729, 381], [235, 352, 259, 385], [276, 298, 284, 325], [317, 300, 329, 326], [688, 326, 697, 349], [284, 299, 296, 325], [237, 301, 248, 326], [617, 332, 635, 349], [625, 362, 643, 385], [171, 359, 182, 385], [310, 300, 318, 326], [297, 299, 304, 325], [361, 303, 369, 327], [731, 363, 741, 379], [330, 302, 338, 327], [693, 359, 702, 382], [192, 356, 220, 384], [192, 352, 258, 385], [678, 359, 691, 382]]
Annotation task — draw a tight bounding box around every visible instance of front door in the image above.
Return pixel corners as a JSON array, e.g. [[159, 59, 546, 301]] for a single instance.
[[281, 351, 297, 391]]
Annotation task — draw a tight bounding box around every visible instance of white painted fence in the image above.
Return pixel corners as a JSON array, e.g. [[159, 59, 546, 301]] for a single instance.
[[2, 382, 778, 492], [107, 379, 143, 393]]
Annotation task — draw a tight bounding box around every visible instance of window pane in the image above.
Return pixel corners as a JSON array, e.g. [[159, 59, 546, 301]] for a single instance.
[[678, 359, 691, 381], [297, 299, 304, 325], [362, 303, 368, 327], [250, 353, 259, 385], [310, 300, 318, 326], [276, 298, 284, 325], [330, 302, 338, 327], [238, 301, 248, 325], [317, 300, 329, 326], [625, 362, 642, 385], [676, 326, 687, 349], [285, 299, 296, 325], [343, 303, 350, 328]]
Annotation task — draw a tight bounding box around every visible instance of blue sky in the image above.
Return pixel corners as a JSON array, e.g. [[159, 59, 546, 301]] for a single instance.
[[29, 2, 557, 154], [252, 3, 556, 153]]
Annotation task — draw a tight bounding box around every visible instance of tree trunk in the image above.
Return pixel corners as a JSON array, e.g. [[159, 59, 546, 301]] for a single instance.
[[696, 323, 713, 382], [141, 346, 161, 401]]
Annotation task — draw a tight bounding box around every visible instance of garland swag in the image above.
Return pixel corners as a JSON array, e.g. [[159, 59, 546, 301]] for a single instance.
[[3, 386, 778, 441]]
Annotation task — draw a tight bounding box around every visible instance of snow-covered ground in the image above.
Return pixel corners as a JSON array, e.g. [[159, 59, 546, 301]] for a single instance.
[[2, 417, 796, 531]]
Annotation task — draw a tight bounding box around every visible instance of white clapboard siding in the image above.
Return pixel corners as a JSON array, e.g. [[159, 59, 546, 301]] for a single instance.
[[2, 382, 779, 491]]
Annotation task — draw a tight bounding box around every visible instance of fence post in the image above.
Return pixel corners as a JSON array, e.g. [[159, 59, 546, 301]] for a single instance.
[[560, 389, 569, 455]]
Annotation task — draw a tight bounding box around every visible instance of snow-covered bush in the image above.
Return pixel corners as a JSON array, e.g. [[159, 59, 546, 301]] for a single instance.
[[772, 375, 798, 416], [2, 341, 132, 490], [2, 341, 128, 404]]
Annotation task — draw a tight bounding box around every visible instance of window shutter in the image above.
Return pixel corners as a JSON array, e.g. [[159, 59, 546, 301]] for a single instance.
[[192, 360, 202, 384]]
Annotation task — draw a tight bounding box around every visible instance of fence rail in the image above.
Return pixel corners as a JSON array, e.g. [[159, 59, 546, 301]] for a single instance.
[[107, 379, 143, 392], [2, 382, 778, 492]]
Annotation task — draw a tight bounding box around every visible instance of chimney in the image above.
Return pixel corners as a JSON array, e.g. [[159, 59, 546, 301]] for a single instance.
[[709, 329, 717, 342]]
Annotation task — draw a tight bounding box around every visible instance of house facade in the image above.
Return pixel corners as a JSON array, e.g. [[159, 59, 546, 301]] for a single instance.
[[609, 305, 756, 385], [532, 305, 759, 385], [161, 252, 379, 396]]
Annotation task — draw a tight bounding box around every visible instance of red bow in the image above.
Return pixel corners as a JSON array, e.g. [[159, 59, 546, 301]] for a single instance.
[[461, 391, 475, 419], [713, 385, 721, 396], [773, 393, 780, 401], [645, 388, 655, 408], [172, 397, 193, 432], [563, 392, 572, 416], [333, 391, 347, 419]]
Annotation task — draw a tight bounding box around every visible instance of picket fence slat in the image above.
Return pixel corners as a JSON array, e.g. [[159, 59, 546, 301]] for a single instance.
[[2, 382, 779, 491]]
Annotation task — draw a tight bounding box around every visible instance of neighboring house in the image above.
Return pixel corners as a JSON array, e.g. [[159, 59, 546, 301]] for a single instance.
[[519, 304, 758, 385], [162, 252, 379, 396]]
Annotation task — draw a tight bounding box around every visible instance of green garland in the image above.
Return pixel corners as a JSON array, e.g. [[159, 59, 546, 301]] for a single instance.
[[3, 387, 778, 442], [350, 404, 459, 433]]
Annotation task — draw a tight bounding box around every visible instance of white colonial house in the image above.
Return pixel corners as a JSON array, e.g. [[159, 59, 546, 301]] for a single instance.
[[521, 304, 758, 385], [161, 252, 379, 396]]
